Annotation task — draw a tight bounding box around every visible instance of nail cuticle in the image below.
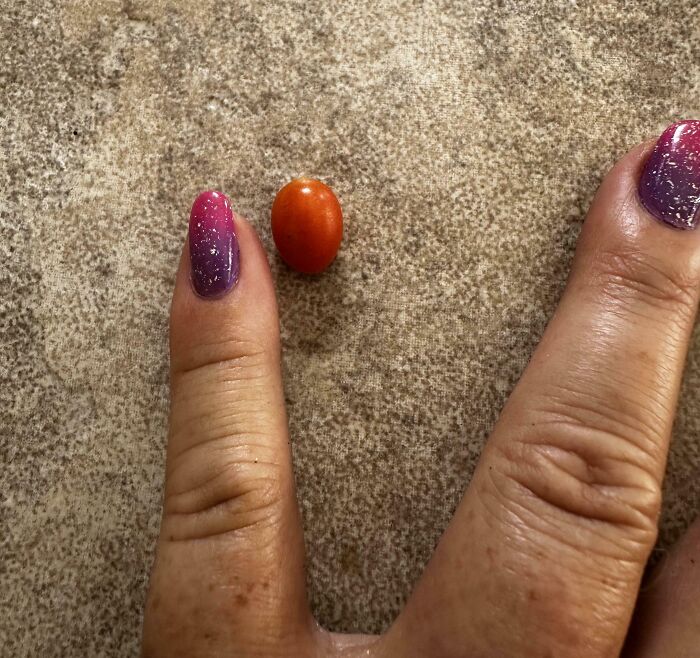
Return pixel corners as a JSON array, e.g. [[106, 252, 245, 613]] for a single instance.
[[638, 120, 700, 230]]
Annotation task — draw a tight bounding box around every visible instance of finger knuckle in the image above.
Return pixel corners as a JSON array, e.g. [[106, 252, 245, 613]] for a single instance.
[[165, 327, 286, 544], [591, 245, 698, 321], [163, 439, 285, 542], [499, 432, 660, 534], [490, 393, 663, 559]]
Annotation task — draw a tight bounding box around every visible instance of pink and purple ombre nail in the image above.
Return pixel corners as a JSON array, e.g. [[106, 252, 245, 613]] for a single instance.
[[189, 190, 240, 298], [639, 120, 700, 230]]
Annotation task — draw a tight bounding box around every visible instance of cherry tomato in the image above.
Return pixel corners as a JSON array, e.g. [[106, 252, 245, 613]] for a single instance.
[[271, 177, 343, 274]]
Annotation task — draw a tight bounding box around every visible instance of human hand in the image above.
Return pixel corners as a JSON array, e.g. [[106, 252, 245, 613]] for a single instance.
[[142, 121, 700, 657]]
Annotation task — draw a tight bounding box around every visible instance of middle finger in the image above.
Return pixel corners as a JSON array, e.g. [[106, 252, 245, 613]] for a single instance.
[[383, 123, 700, 657]]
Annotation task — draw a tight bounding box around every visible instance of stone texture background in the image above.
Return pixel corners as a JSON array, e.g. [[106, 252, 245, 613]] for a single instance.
[[2, 0, 700, 655]]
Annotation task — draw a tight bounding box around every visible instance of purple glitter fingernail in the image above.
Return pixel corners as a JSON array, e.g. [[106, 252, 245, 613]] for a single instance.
[[189, 190, 240, 298], [639, 120, 700, 230]]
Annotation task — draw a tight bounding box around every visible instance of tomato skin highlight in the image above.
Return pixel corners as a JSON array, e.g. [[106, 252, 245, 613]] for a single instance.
[[271, 178, 343, 274]]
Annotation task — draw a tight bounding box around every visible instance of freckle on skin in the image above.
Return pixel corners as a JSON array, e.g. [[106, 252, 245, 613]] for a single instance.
[[637, 350, 652, 364], [528, 589, 538, 601], [235, 594, 248, 606], [208, 583, 215, 592], [246, 582, 255, 593]]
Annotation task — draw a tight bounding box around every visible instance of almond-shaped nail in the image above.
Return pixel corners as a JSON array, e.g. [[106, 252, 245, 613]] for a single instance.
[[189, 190, 240, 298], [639, 120, 700, 229]]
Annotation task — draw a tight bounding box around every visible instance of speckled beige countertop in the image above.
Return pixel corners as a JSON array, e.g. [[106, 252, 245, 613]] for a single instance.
[[2, 1, 700, 655]]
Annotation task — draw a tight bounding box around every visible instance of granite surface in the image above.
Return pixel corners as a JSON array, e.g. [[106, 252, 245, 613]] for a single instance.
[[2, 0, 700, 655]]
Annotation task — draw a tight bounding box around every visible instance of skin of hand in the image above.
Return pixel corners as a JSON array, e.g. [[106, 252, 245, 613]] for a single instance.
[[141, 123, 700, 658]]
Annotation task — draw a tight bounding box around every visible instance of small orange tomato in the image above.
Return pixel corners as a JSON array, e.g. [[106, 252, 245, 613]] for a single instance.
[[271, 177, 343, 274]]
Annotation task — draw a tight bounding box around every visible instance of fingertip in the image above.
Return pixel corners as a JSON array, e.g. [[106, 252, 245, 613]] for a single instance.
[[578, 126, 700, 278], [585, 136, 654, 224], [173, 209, 273, 300], [170, 202, 280, 376]]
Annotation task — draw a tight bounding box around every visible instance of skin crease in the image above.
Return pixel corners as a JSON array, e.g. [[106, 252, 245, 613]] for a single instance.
[[143, 129, 700, 658]]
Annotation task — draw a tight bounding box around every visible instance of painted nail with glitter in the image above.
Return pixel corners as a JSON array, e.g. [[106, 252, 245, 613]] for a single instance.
[[189, 190, 240, 298], [639, 120, 700, 229]]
